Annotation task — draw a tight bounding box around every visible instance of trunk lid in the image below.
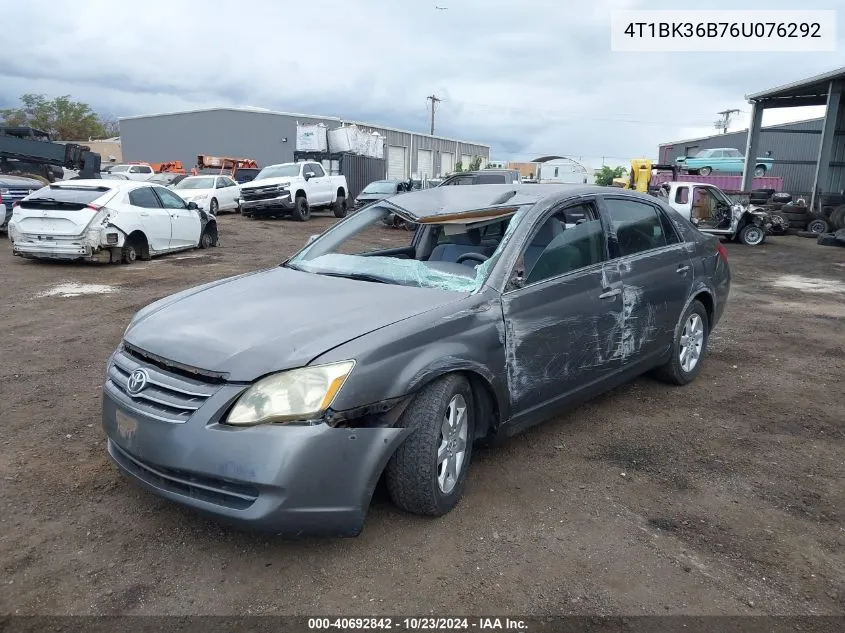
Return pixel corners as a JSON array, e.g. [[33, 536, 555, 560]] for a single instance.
[[15, 185, 115, 236]]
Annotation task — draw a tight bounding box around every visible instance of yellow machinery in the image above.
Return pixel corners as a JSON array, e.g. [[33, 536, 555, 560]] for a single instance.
[[612, 159, 679, 192]]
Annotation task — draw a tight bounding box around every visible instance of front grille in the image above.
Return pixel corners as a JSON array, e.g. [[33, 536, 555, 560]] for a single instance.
[[107, 347, 219, 423], [241, 185, 282, 201], [2, 187, 39, 208], [110, 442, 258, 510]]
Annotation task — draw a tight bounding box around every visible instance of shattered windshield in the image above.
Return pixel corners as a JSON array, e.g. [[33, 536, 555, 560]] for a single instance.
[[286, 203, 529, 291]]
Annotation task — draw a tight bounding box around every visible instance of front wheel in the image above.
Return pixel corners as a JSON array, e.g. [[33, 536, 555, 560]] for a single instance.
[[754, 165, 767, 177], [292, 196, 310, 221], [739, 223, 766, 246], [652, 300, 709, 386], [698, 166, 712, 176], [121, 240, 139, 265], [386, 374, 475, 516], [199, 228, 214, 249]]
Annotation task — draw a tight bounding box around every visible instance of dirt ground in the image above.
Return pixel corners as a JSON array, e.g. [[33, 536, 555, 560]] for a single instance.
[[0, 211, 843, 616]]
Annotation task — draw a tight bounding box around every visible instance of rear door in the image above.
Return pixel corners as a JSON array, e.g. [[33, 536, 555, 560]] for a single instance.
[[127, 186, 172, 251], [152, 186, 200, 249], [597, 195, 694, 368], [217, 176, 240, 209], [501, 198, 620, 418]]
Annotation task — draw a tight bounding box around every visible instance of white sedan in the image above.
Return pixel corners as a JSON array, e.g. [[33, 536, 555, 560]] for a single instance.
[[171, 175, 241, 215], [8, 180, 219, 264]]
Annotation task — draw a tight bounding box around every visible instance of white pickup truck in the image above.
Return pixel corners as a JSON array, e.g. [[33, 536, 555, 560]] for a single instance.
[[655, 181, 777, 246], [238, 161, 348, 221]]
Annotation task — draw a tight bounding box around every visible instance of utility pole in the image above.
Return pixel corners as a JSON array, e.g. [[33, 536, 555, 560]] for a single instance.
[[427, 95, 441, 135], [715, 109, 740, 134]]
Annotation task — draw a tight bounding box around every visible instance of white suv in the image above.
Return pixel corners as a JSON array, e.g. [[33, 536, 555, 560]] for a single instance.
[[107, 164, 155, 181], [8, 180, 219, 264]]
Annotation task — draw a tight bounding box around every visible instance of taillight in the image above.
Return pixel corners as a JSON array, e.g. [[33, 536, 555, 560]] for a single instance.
[[716, 242, 728, 262], [86, 204, 102, 211]]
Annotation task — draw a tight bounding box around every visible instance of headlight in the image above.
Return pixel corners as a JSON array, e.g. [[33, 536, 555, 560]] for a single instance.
[[226, 361, 355, 426], [193, 194, 208, 200]]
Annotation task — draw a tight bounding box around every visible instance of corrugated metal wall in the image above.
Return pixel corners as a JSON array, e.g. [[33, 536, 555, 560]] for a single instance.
[[827, 101, 845, 193], [659, 119, 824, 194], [338, 154, 386, 201]]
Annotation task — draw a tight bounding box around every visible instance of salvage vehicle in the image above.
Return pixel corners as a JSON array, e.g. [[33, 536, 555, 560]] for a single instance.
[[8, 180, 218, 263], [354, 179, 407, 210], [675, 148, 773, 177], [239, 161, 348, 221], [172, 175, 241, 215], [439, 169, 522, 186], [655, 181, 776, 246], [1, 174, 43, 232], [102, 184, 730, 536]]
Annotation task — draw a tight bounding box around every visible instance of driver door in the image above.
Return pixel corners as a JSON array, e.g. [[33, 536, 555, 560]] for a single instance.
[[306, 163, 332, 205], [692, 186, 724, 229], [153, 186, 201, 249]]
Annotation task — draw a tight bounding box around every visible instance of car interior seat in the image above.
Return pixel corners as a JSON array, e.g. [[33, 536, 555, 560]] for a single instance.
[[428, 228, 494, 265]]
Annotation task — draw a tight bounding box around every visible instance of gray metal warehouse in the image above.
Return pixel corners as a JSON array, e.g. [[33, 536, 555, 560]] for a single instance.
[[658, 65, 845, 207], [118, 107, 491, 182], [658, 118, 824, 195]]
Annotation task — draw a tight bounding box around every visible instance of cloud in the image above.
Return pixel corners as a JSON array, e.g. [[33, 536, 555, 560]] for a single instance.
[[1, 0, 842, 168]]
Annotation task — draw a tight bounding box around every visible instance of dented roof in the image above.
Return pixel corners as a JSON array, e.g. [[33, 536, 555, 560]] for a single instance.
[[383, 183, 592, 221]]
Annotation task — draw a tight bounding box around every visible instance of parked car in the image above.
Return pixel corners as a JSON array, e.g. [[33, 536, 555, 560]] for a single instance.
[[656, 181, 775, 245], [675, 148, 773, 177], [238, 161, 348, 221], [439, 169, 522, 186], [0, 174, 43, 232], [8, 180, 218, 263], [107, 164, 156, 181], [354, 179, 407, 210], [102, 184, 730, 536], [148, 173, 183, 187], [172, 175, 241, 215], [101, 173, 130, 181]]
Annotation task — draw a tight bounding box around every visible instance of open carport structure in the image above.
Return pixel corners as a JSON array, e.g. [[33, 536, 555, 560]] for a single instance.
[[742, 66, 844, 209]]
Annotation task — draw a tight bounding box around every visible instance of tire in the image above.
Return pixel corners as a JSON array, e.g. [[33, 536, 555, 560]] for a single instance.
[[754, 165, 767, 176], [332, 196, 348, 218], [817, 232, 840, 247], [292, 196, 310, 221], [807, 216, 831, 234], [209, 198, 218, 215], [796, 230, 820, 239], [832, 206, 845, 230], [652, 300, 710, 386], [199, 228, 214, 249], [739, 223, 766, 246], [771, 192, 792, 203], [385, 374, 475, 517], [121, 240, 139, 265], [698, 166, 712, 176]]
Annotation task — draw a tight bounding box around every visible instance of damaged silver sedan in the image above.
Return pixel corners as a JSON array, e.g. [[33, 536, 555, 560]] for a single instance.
[[102, 184, 730, 536]]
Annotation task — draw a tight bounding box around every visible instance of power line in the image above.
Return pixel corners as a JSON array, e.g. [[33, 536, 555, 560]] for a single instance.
[[426, 95, 441, 135]]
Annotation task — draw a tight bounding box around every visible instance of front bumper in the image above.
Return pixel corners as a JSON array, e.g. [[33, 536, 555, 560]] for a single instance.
[[240, 193, 294, 216], [101, 353, 410, 536]]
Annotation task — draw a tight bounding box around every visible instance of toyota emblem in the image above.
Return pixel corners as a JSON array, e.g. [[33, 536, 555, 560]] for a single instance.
[[126, 368, 149, 395]]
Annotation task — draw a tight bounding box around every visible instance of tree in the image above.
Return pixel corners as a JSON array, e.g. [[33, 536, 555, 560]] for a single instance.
[[469, 155, 482, 171], [0, 94, 107, 141], [454, 161, 464, 173], [594, 165, 628, 186], [101, 119, 120, 138]]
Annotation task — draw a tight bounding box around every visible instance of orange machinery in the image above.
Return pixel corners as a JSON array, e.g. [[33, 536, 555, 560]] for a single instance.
[[193, 155, 259, 176], [127, 160, 185, 174]]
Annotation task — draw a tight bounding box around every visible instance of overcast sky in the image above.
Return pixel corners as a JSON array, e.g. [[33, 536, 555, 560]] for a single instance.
[[1, 0, 841, 168]]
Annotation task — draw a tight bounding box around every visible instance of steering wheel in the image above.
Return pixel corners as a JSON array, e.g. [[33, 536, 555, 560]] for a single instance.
[[456, 252, 489, 265]]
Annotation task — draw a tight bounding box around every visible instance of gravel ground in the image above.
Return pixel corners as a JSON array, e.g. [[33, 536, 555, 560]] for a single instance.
[[0, 213, 843, 616]]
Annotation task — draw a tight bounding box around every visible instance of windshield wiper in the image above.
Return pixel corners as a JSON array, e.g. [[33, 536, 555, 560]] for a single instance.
[[313, 271, 390, 284]]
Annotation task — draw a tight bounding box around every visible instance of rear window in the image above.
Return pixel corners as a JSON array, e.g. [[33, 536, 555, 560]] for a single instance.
[[26, 185, 110, 205]]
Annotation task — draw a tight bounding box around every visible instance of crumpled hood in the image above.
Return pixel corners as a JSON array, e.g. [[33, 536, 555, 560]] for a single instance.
[[124, 266, 464, 381]]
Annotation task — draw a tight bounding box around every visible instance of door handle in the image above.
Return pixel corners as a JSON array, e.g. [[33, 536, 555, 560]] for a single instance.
[[677, 265, 691, 274], [139, 212, 149, 216], [599, 288, 621, 300]]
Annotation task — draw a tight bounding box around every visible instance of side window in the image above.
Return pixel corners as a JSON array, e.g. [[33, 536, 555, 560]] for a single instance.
[[154, 186, 188, 209], [516, 203, 607, 286], [310, 163, 326, 177], [215, 177, 226, 188], [603, 198, 668, 256], [128, 187, 162, 209], [142, 166, 153, 174], [476, 174, 505, 184], [129, 166, 141, 173], [225, 177, 237, 187], [674, 186, 689, 204]]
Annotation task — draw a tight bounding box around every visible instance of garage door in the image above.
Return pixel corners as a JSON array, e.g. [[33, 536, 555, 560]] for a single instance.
[[388, 146, 406, 180], [440, 152, 454, 176], [417, 149, 433, 180], [461, 154, 472, 169]]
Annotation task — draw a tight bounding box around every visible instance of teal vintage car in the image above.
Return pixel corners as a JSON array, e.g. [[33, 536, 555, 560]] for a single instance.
[[676, 148, 773, 177]]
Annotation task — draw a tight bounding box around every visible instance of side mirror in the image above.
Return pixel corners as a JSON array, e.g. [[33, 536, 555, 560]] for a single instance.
[[304, 172, 314, 181], [186, 201, 199, 210], [306, 234, 319, 245]]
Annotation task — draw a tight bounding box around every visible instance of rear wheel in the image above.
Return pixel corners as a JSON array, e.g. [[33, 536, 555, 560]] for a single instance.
[[653, 300, 709, 386], [386, 374, 475, 516], [209, 198, 219, 215], [698, 166, 712, 176], [292, 196, 310, 221], [754, 165, 767, 176]]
